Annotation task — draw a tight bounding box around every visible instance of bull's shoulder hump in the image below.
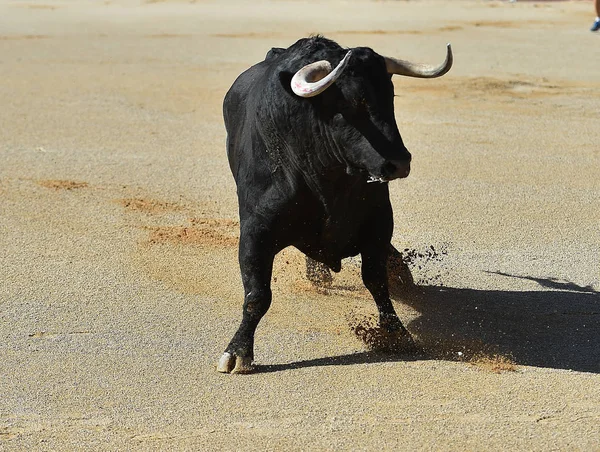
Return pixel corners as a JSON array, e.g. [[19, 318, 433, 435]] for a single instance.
[[265, 47, 286, 61]]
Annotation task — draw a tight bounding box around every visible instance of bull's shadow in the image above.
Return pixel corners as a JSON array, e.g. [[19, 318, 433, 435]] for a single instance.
[[256, 274, 599, 374], [403, 275, 599, 373]]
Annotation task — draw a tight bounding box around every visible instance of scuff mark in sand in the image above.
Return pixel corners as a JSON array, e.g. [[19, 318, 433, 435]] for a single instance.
[[38, 180, 89, 190], [144, 218, 239, 248], [117, 198, 183, 214], [0, 35, 49, 40]]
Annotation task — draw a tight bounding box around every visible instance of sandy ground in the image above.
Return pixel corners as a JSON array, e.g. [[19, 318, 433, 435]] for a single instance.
[[1, 0, 600, 449]]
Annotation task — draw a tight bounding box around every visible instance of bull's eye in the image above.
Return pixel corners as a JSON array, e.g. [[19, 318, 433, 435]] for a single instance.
[[332, 112, 347, 126]]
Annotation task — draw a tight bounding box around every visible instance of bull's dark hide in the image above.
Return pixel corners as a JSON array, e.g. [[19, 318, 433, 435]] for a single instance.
[[218, 36, 433, 373]]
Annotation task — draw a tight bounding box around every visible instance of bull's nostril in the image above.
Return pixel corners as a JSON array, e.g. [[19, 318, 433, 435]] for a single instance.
[[387, 159, 411, 180], [381, 162, 397, 178]]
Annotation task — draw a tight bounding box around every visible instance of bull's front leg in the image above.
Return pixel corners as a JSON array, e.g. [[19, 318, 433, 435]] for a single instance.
[[217, 222, 275, 374], [361, 245, 415, 347]]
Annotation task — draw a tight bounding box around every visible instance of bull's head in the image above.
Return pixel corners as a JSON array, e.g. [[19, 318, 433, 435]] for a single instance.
[[290, 43, 453, 182]]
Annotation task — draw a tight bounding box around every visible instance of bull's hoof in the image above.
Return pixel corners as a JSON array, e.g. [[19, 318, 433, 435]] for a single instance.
[[381, 320, 419, 352], [376, 328, 419, 354], [216, 352, 254, 374]]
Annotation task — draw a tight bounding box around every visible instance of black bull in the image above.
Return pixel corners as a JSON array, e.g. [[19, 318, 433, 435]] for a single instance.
[[218, 36, 452, 373]]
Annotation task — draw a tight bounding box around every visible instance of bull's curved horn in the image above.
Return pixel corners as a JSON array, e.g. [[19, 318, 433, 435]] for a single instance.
[[291, 50, 352, 98], [384, 43, 453, 78]]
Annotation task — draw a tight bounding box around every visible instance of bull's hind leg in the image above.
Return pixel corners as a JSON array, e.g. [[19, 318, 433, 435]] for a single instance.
[[386, 244, 415, 296], [305, 257, 333, 287], [217, 223, 275, 374], [306, 245, 413, 293]]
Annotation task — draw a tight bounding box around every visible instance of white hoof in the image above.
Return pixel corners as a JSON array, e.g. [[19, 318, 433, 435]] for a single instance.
[[217, 352, 254, 374], [217, 352, 234, 373]]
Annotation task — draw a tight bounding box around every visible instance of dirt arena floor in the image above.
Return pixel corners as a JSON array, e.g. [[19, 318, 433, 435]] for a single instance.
[[1, 0, 599, 449]]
